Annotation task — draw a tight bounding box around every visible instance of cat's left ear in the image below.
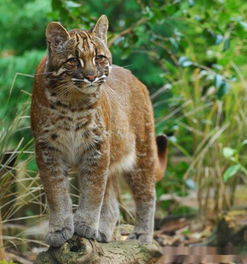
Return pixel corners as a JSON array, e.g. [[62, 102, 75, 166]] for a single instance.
[[92, 15, 108, 44]]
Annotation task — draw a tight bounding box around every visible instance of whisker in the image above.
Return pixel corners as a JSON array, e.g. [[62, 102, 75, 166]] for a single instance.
[[34, 71, 54, 76], [119, 64, 133, 70], [71, 78, 86, 82], [98, 75, 106, 80]]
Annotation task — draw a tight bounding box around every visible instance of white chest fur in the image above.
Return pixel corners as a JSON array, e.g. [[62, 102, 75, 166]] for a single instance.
[[38, 106, 100, 166]]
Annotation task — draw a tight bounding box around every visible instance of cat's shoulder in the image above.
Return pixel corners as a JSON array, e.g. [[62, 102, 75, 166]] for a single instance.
[[109, 64, 134, 78], [108, 64, 146, 88]]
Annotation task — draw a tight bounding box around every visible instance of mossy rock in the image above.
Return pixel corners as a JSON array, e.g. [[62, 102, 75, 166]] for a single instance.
[[35, 234, 161, 264]]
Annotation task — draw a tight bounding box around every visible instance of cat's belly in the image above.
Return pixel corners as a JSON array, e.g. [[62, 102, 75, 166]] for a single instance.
[[109, 131, 136, 175], [109, 149, 136, 175]]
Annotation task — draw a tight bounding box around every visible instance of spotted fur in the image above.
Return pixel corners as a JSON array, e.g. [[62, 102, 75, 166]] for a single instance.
[[31, 15, 167, 247]]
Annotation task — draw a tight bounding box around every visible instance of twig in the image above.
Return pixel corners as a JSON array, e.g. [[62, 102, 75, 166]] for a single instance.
[[108, 17, 147, 47], [7, 252, 33, 264], [151, 40, 179, 66]]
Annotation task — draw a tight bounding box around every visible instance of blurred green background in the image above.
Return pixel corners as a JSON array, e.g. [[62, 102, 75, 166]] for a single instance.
[[1, 0, 247, 224]]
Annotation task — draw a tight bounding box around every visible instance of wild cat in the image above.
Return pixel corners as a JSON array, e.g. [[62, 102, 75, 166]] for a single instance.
[[31, 15, 167, 247]]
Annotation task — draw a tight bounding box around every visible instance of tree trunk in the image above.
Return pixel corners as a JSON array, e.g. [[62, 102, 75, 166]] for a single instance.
[[35, 235, 162, 264]]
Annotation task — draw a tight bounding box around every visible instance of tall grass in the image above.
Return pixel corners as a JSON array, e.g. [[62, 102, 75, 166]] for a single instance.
[[154, 61, 247, 219], [0, 74, 47, 253]]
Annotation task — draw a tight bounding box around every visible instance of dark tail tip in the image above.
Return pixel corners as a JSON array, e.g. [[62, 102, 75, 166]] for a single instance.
[[156, 134, 168, 172], [156, 134, 168, 154]]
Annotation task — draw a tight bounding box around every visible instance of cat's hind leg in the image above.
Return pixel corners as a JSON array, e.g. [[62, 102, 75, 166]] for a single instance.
[[124, 160, 156, 244]]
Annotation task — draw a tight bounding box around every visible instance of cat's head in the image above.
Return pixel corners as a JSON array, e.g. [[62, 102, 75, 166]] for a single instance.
[[45, 15, 111, 93]]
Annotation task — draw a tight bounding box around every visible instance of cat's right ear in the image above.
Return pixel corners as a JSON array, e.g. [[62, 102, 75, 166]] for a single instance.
[[46, 22, 70, 49]]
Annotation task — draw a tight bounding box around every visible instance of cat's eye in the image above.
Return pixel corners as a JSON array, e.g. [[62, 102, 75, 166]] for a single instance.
[[95, 55, 106, 61], [66, 58, 78, 65]]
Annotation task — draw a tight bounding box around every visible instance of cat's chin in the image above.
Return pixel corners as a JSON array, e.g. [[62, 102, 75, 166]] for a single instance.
[[73, 83, 99, 94]]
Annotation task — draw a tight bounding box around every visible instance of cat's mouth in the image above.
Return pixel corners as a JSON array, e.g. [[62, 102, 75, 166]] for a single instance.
[[71, 76, 106, 94]]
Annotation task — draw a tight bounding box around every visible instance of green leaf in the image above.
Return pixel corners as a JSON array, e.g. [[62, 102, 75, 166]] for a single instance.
[[223, 147, 235, 158], [215, 34, 223, 45], [178, 56, 193, 67], [217, 81, 229, 98], [241, 139, 247, 145], [223, 38, 230, 52], [240, 21, 247, 30], [215, 74, 224, 88], [223, 165, 241, 182], [65, 1, 81, 8], [170, 38, 178, 50], [188, 0, 195, 7]]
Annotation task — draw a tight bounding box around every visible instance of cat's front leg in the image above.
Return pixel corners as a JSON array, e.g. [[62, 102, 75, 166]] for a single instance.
[[36, 145, 73, 247], [74, 142, 109, 241]]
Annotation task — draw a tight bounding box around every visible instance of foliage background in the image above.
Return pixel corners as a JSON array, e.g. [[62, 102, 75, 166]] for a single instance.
[[1, 0, 247, 244]]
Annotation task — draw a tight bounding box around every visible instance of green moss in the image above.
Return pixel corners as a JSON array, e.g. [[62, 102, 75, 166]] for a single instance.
[[0, 261, 15, 264]]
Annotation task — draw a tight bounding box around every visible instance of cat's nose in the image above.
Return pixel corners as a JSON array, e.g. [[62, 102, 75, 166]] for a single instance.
[[85, 75, 97, 82]]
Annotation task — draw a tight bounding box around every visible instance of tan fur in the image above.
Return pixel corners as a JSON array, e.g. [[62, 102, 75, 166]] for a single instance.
[[31, 15, 167, 247]]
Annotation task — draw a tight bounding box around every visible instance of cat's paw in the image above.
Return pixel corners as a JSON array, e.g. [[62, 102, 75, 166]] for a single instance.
[[97, 229, 112, 242], [97, 221, 113, 242], [127, 232, 152, 244], [46, 226, 74, 247], [75, 223, 98, 240]]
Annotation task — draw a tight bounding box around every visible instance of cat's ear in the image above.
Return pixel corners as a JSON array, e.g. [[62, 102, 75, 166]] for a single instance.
[[46, 22, 70, 49], [92, 15, 108, 44]]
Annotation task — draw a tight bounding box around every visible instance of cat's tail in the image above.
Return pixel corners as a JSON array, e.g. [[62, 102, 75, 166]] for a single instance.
[[156, 134, 168, 181]]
